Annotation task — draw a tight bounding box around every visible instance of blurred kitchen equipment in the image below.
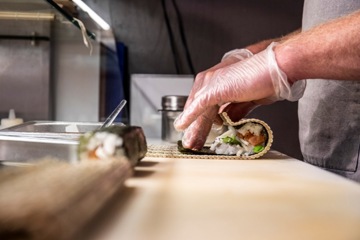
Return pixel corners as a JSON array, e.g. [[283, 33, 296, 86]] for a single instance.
[[100, 99, 127, 129], [0, 121, 146, 165], [0, 121, 100, 164], [45, 0, 96, 40], [130, 74, 193, 139], [0, 109, 23, 129], [160, 95, 188, 143]]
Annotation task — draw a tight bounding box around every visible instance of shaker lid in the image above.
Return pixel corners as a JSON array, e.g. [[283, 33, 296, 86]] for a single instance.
[[161, 95, 188, 111]]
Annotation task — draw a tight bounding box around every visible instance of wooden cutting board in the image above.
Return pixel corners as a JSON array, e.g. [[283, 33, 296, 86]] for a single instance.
[[91, 151, 360, 240], [0, 158, 131, 240]]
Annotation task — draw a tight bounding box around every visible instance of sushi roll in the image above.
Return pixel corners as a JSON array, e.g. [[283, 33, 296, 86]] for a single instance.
[[209, 112, 273, 159], [177, 113, 273, 159], [78, 125, 147, 166]]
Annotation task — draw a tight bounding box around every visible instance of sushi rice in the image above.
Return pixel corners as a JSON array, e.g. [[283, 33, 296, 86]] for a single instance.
[[210, 123, 267, 156], [81, 131, 124, 160]]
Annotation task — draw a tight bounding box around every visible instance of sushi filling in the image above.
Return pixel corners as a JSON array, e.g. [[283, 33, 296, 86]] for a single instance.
[[209, 123, 267, 156], [82, 132, 124, 160]]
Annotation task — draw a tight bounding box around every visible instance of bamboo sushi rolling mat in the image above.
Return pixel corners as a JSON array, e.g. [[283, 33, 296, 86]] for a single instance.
[[0, 158, 131, 240], [146, 144, 268, 160]]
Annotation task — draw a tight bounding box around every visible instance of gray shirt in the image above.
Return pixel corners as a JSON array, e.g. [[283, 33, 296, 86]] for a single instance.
[[299, 0, 360, 182]]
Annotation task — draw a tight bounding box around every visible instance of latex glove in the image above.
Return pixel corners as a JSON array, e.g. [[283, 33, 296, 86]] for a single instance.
[[216, 46, 287, 125], [175, 42, 305, 143], [181, 49, 254, 149], [181, 101, 262, 150], [222, 48, 253, 62], [184, 48, 253, 111]]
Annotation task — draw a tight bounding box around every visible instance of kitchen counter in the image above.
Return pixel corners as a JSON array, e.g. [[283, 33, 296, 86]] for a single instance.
[[89, 150, 360, 240]]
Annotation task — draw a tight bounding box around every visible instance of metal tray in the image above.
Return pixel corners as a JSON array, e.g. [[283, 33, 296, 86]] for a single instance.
[[0, 121, 107, 140], [0, 121, 118, 164]]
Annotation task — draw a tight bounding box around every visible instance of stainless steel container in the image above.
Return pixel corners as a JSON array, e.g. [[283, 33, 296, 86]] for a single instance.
[[0, 121, 97, 164], [161, 95, 188, 143], [0, 121, 124, 164]]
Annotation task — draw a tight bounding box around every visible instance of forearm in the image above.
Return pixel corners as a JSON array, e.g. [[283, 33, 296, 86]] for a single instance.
[[246, 29, 301, 54], [275, 10, 360, 83]]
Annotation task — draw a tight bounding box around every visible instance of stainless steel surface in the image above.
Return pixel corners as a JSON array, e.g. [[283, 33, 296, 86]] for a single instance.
[[0, 0, 52, 121], [100, 99, 127, 129], [161, 95, 188, 111], [161, 95, 187, 143], [161, 111, 183, 143], [0, 0, 108, 123], [0, 19, 51, 121], [0, 134, 79, 163], [0, 121, 103, 163], [0, 121, 102, 139]]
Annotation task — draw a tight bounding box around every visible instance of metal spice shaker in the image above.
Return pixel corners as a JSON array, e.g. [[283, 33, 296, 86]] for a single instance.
[[161, 95, 188, 143]]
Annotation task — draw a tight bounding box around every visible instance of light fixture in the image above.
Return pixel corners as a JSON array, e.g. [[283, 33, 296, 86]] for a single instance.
[[0, 11, 54, 21], [72, 0, 110, 30]]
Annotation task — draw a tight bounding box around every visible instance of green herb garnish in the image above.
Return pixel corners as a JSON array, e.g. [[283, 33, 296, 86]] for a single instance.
[[222, 136, 241, 145], [253, 145, 264, 153]]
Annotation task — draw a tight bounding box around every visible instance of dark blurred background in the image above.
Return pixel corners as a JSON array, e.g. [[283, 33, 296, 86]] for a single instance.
[[84, 0, 304, 159]]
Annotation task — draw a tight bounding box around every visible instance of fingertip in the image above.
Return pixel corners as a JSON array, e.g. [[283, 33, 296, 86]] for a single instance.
[[174, 112, 186, 131], [175, 96, 209, 132]]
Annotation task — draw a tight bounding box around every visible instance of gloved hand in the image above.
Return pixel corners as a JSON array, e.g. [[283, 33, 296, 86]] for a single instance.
[[184, 48, 254, 112], [180, 48, 254, 149], [175, 42, 305, 149]]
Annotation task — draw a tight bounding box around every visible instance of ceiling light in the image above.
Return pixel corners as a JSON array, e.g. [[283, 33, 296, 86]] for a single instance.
[[72, 0, 110, 30]]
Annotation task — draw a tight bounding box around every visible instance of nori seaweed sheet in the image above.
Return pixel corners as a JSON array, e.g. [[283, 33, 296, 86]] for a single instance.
[[177, 140, 217, 155]]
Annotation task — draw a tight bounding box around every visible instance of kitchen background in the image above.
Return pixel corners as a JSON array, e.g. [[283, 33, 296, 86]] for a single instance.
[[0, 0, 304, 159]]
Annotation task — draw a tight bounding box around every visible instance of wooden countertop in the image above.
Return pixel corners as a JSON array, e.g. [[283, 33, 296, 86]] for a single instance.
[[89, 151, 360, 240]]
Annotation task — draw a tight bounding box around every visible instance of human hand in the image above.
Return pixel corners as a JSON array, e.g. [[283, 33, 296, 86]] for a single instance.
[[181, 101, 266, 150], [175, 42, 305, 149], [180, 49, 254, 150]]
